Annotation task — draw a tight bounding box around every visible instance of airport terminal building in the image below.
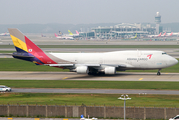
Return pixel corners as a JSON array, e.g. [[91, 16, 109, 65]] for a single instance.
[[80, 23, 158, 39]]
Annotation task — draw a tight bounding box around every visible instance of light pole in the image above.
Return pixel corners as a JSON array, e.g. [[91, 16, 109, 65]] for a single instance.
[[118, 95, 131, 120]]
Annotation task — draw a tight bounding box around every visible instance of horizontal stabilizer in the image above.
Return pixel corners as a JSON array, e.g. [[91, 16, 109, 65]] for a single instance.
[[12, 54, 35, 58], [0, 53, 35, 58]]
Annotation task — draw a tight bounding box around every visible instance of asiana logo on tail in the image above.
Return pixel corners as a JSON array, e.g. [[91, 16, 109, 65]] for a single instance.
[[147, 54, 152, 59], [28, 49, 32, 52]]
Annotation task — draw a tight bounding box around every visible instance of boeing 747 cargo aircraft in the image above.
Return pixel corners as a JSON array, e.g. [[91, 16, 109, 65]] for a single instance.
[[8, 28, 178, 75]]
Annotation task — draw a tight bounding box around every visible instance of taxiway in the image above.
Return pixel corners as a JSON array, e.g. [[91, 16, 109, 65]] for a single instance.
[[0, 71, 179, 81], [10, 88, 179, 95]]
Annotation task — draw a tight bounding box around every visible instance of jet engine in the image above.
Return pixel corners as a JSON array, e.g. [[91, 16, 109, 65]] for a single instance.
[[76, 66, 89, 74], [104, 67, 116, 74]]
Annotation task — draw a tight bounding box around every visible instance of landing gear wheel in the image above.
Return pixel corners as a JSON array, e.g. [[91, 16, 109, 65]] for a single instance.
[[157, 69, 161, 75], [98, 72, 105, 75], [157, 72, 161, 75], [88, 72, 97, 75], [88, 72, 93, 75]]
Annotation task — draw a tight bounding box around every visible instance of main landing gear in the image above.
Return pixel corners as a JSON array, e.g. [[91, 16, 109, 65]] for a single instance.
[[157, 69, 161, 75], [88, 72, 105, 76]]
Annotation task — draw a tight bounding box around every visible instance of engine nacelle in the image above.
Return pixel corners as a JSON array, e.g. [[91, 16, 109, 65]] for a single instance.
[[76, 66, 89, 74], [104, 67, 116, 74]]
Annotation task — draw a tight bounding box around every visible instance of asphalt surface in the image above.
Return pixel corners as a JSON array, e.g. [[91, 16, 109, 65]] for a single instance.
[[9, 88, 179, 95], [1, 71, 179, 95], [0, 71, 179, 81]]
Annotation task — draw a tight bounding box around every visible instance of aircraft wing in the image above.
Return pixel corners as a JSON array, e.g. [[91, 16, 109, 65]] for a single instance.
[[76, 64, 100, 67], [101, 64, 126, 68], [118, 64, 127, 68], [44, 64, 100, 67], [44, 64, 74, 67], [44, 63, 126, 68]]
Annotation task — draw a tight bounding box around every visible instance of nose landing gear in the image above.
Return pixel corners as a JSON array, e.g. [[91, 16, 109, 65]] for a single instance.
[[157, 69, 161, 75]]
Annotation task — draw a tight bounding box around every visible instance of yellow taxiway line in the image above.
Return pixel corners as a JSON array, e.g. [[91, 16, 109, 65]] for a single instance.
[[62, 77, 68, 80]]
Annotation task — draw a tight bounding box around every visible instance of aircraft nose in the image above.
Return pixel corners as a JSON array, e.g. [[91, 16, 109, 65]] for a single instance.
[[174, 58, 178, 65], [170, 58, 178, 65]]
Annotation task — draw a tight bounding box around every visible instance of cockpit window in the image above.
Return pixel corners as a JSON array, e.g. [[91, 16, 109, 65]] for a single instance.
[[162, 52, 167, 55]]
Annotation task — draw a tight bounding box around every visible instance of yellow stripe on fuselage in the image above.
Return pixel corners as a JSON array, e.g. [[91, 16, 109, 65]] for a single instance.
[[10, 35, 28, 52]]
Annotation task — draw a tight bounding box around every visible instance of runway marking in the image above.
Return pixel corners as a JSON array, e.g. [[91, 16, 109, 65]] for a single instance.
[[165, 73, 168, 74], [139, 78, 143, 80], [62, 77, 68, 80]]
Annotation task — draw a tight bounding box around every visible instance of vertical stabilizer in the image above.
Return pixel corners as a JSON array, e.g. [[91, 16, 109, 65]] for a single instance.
[[76, 30, 79, 35], [68, 30, 73, 35], [8, 28, 28, 53], [8, 28, 57, 65]]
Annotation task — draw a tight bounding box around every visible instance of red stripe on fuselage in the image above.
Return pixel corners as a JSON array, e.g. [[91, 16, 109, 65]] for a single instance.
[[25, 36, 57, 64]]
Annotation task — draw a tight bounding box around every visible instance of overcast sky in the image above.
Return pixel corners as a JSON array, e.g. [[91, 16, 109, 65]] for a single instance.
[[0, 0, 179, 24]]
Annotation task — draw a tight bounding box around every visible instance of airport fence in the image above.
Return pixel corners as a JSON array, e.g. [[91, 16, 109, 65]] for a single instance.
[[0, 104, 178, 119]]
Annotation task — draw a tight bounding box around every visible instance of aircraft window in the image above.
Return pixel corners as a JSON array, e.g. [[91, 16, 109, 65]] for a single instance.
[[162, 53, 167, 55]]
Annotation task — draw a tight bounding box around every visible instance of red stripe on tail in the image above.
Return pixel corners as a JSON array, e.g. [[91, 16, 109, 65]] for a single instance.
[[25, 36, 57, 64]]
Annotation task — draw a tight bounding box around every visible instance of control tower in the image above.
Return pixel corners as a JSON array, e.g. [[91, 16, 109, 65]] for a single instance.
[[155, 12, 161, 34]]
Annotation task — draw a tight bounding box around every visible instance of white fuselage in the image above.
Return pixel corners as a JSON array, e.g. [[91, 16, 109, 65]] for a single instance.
[[50, 50, 178, 70], [56, 35, 74, 40], [68, 34, 79, 37]]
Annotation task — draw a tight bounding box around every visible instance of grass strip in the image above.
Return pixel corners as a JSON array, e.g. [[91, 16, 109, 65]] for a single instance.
[[0, 58, 178, 73], [1, 45, 179, 48], [0, 93, 178, 107], [0, 58, 68, 71], [0, 51, 15, 53], [1, 80, 179, 90]]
